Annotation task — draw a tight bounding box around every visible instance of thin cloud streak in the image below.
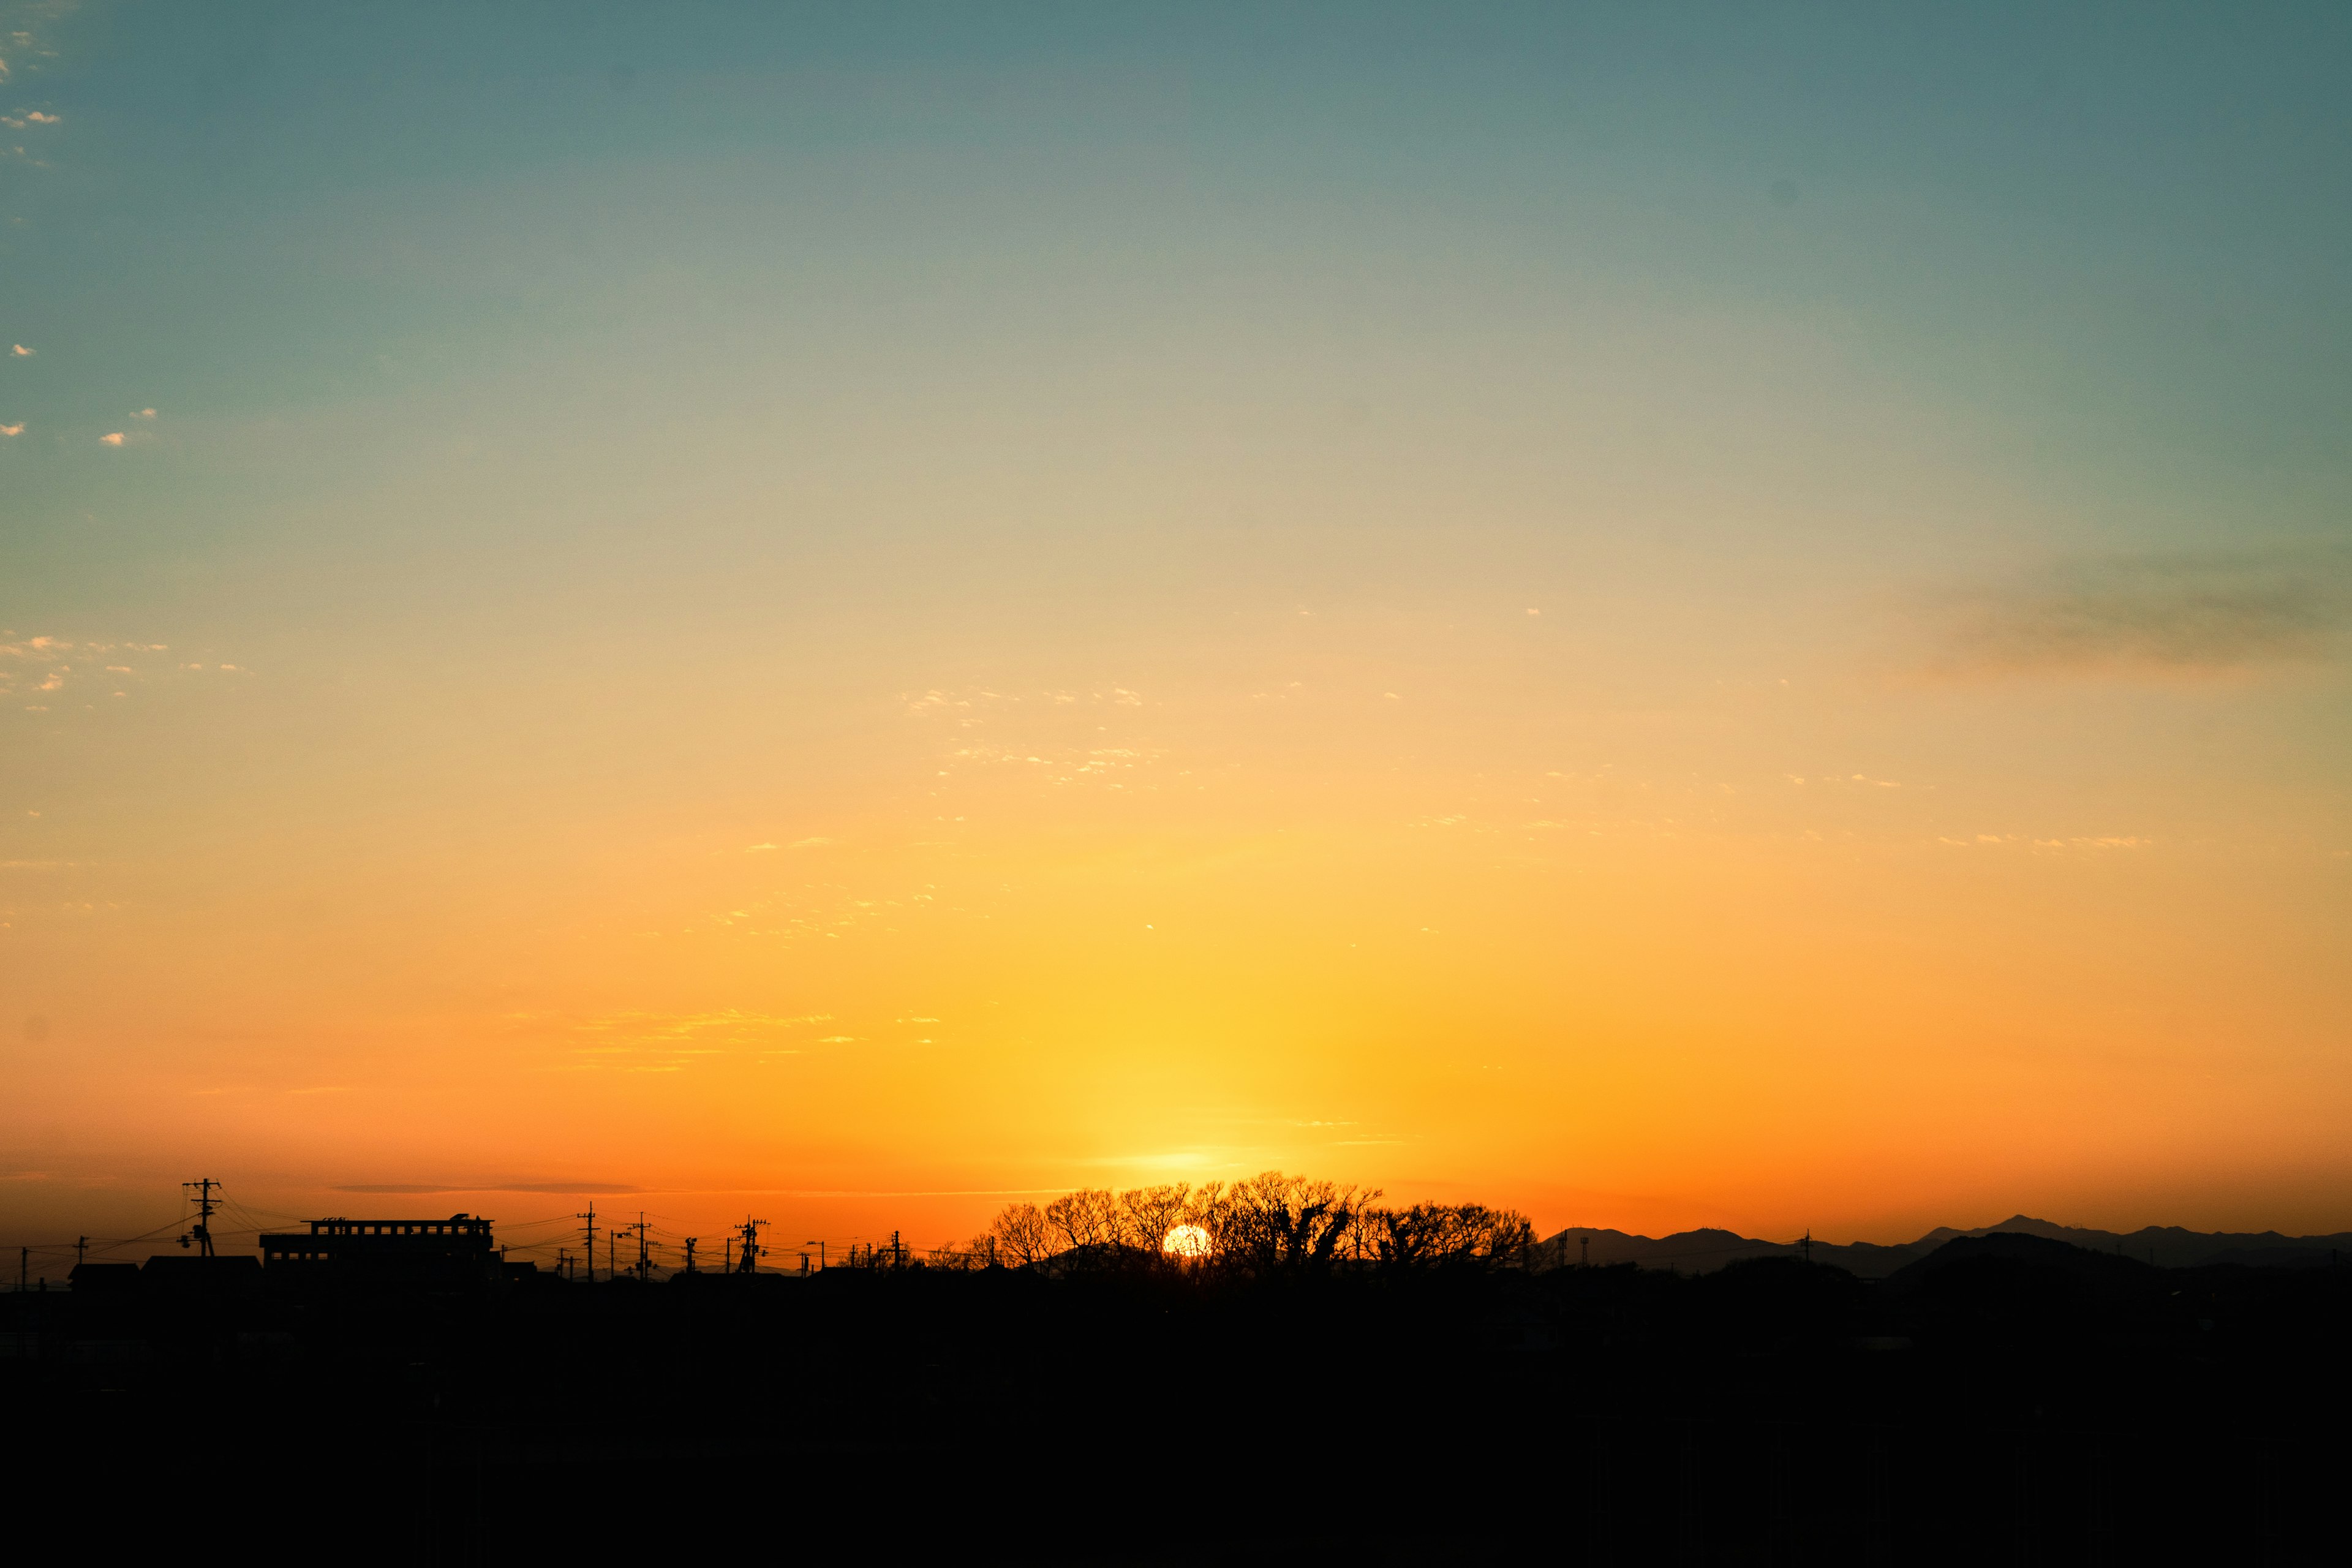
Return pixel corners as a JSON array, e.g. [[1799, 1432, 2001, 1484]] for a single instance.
[[333, 1182, 641, 1194], [1920, 549, 2351, 680]]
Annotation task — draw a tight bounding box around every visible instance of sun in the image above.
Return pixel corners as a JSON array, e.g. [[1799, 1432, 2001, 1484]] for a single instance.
[[1161, 1223, 1210, 1259]]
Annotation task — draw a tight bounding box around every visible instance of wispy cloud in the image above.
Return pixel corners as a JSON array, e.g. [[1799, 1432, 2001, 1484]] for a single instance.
[[1922, 548, 2351, 679], [9, 344, 29, 357], [97, 431, 123, 446], [904, 685, 1147, 723], [0, 636, 186, 702], [0, 423, 20, 437], [514, 1007, 835, 1072]]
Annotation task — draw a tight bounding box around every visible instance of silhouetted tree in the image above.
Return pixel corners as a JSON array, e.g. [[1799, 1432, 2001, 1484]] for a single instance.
[[1212, 1172, 1382, 1274], [1116, 1182, 1194, 1255], [1045, 1188, 1122, 1252], [976, 1177, 1542, 1278], [1375, 1203, 1536, 1270], [987, 1202, 1057, 1266]]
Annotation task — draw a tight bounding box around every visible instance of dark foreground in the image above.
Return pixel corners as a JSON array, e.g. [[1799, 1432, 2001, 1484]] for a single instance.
[[4, 1234, 2345, 1563]]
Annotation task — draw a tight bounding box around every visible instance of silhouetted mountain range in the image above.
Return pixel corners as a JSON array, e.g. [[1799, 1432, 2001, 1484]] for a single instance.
[[1533, 1213, 2352, 1277]]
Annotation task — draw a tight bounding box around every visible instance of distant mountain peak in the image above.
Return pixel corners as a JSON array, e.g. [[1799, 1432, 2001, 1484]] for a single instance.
[[1534, 1216, 2352, 1279]]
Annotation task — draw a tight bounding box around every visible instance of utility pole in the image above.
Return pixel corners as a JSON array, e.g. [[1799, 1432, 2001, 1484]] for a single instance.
[[735, 1217, 767, 1275], [682, 1237, 698, 1275], [76, 1236, 88, 1270], [182, 1177, 221, 1257], [17, 1246, 24, 1292], [631, 1213, 651, 1282], [578, 1202, 598, 1284], [807, 1240, 824, 1272]]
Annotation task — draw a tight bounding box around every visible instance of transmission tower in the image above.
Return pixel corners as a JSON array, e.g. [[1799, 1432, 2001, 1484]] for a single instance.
[[734, 1216, 768, 1274]]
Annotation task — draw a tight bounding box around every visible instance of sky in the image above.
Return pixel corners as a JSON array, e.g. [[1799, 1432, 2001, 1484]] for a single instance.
[[4, 1, 2350, 1267]]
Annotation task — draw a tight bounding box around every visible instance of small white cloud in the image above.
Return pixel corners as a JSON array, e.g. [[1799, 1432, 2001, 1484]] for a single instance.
[[1525, 607, 1540, 616], [1382, 692, 1400, 699], [9, 345, 30, 357], [99, 432, 124, 446], [0, 423, 20, 437], [25, 112, 59, 125], [132, 407, 155, 419], [790, 835, 833, 848], [744, 842, 778, 853]]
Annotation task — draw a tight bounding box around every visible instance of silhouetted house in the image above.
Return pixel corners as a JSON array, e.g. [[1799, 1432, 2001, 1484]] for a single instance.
[[66, 1262, 141, 1295], [258, 1215, 500, 1292]]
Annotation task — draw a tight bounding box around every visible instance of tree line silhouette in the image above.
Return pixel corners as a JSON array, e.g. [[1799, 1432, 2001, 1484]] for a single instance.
[[916, 1171, 1537, 1274]]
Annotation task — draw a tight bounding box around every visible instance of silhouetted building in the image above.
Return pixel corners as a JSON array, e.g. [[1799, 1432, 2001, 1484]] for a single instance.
[[259, 1215, 500, 1291]]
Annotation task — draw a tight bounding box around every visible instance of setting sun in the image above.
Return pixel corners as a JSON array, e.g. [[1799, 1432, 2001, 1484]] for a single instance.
[[1162, 1224, 1211, 1259]]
